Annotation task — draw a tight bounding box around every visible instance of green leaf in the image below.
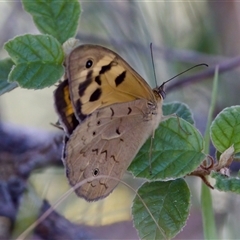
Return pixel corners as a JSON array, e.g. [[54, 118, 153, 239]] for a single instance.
[[22, 0, 81, 44], [211, 172, 240, 194], [163, 101, 194, 124], [128, 117, 205, 180], [4, 34, 64, 89], [9, 63, 64, 89], [0, 58, 18, 95], [4, 34, 64, 64], [132, 179, 190, 240], [210, 106, 240, 153]]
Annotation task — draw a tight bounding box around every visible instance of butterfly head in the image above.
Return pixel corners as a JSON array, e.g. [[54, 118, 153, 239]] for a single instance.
[[152, 81, 167, 101], [157, 82, 167, 99]]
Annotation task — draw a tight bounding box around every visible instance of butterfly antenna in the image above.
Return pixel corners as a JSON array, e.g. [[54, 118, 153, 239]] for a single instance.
[[150, 43, 158, 88], [159, 63, 208, 98]]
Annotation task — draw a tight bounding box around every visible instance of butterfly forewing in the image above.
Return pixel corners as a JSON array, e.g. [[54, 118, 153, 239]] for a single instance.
[[67, 45, 156, 122]]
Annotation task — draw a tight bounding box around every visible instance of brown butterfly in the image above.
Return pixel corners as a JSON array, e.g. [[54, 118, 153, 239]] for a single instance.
[[54, 44, 165, 201]]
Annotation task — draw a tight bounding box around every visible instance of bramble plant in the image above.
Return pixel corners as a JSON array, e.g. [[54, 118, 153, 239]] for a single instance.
[[1, 1, 240, 239]]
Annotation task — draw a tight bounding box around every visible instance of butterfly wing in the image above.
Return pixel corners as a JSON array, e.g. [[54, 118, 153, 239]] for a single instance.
[[67, 44, 157, 122], [54, 79, 79, 136], [64, 98, 163, 201]]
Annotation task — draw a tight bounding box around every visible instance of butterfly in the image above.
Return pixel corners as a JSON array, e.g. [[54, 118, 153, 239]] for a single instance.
[[54, 44, 166, 201]]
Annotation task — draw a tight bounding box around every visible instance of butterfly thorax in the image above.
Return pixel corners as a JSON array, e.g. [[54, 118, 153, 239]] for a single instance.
[[137, 90, 163, 136]]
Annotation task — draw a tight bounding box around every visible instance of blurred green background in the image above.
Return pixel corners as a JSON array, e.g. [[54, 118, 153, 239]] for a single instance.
[[1, 1, 240, 239]]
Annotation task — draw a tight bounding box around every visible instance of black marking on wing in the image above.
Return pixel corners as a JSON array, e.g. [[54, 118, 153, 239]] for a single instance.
[[54, 79, 68, 113], [75, 99, 81, 115], [110, 107, 114, 117], [99, 62, 113, 74], [75, 99, 87, 121], [69, 114, 79, 134], [95, 75, 101, 85], [89, 88, 102, 102], [92, 149, 98, 154], [93, 168, 99, 176], [127, 107, 132, 115], [111, 155, 119, 163], [101, 150, 107, 159], [85, 60, 93, 68], [116, 128, 120, 135], [78, 70, 93, 97], [115, 71, 126, 87]]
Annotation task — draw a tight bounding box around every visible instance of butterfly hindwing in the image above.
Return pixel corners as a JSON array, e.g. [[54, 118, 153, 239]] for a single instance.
[[64, 98, 162, 201], [54, 79, 80, 136]]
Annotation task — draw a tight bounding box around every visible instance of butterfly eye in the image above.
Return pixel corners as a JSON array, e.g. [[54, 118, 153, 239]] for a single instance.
[[93, 168, 99, 176], [86, 59, 93, 68]]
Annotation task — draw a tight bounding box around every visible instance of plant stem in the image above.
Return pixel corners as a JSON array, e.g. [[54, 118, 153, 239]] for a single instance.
[[201, 182, 217, 239], [201, 66, 219, 239]]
